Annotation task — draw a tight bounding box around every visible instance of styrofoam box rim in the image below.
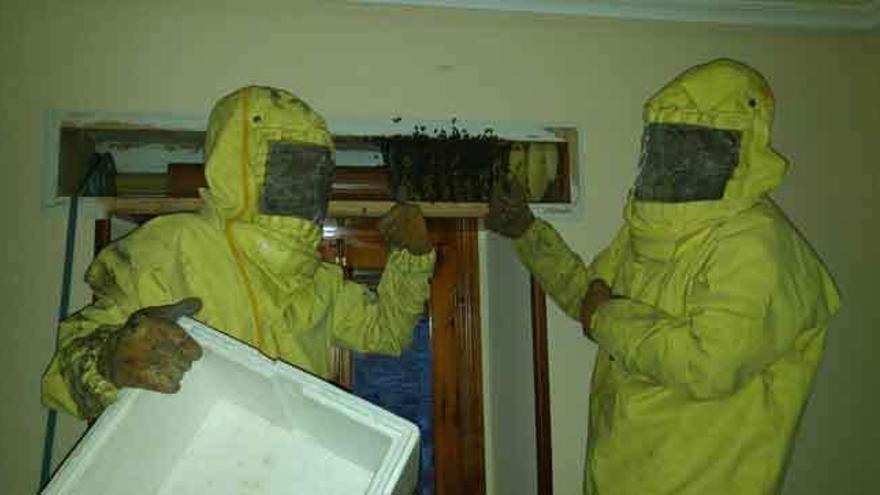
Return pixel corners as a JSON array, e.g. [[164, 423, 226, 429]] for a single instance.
[[43, 317, 420, 494]]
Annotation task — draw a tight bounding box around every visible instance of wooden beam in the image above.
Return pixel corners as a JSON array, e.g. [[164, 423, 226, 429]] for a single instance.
[[96, 197, 202, 215], [97, 197, 490, 218], [331, 201, 488, 218]]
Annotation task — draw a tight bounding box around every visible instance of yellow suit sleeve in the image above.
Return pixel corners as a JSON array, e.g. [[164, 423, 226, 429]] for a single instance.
[[591, 227, 837, 400], [331, 249, 436, 355], [41, 237, 170, 419], [513, 219, 629, 320]]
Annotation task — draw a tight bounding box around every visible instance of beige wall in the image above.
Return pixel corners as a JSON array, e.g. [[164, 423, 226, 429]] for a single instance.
[[1, 0, 877, 493], [480, 231, 540, 494]]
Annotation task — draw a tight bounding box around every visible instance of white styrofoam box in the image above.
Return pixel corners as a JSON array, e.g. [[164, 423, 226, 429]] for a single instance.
[[43, 317, 420, 495]]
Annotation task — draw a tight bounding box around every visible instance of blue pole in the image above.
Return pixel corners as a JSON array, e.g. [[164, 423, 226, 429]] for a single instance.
[[39, 191, 79, 490], [39, 153, 112, 492]]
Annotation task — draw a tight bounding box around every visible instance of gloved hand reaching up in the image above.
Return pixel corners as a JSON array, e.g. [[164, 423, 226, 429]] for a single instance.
[[485, 179, 535, 239], [379, 204, 433, 255]]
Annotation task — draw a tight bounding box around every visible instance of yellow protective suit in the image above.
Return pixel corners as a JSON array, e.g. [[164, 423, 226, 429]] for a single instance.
[[514, 59, 840, 494], [43, 86, 435, 419]]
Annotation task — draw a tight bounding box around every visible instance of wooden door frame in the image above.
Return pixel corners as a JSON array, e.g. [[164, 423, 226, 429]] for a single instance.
[[429, 219, 485, 494], [531, 280, 553, 495]]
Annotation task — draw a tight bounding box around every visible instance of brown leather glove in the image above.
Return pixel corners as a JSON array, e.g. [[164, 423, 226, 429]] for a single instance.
[[485, 179, 535, 239], [581, 279, 612, 332], [379, 203, 433, 255], [99, 298, 203, 394]]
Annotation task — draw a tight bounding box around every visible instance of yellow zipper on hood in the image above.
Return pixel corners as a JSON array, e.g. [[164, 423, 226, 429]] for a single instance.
[[223, 86, 267, 351]]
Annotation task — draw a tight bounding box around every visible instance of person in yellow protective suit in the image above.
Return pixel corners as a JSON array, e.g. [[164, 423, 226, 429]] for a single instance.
[[486, 59, 840, 494], [42, 86, 436, 419]]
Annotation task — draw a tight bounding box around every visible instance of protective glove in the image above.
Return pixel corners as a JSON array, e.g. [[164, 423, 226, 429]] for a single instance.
[[378, 203, 433, 255], [581, 279, 612, 332], [485, 179, 535, 239], [99, 298, 204, 394]]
